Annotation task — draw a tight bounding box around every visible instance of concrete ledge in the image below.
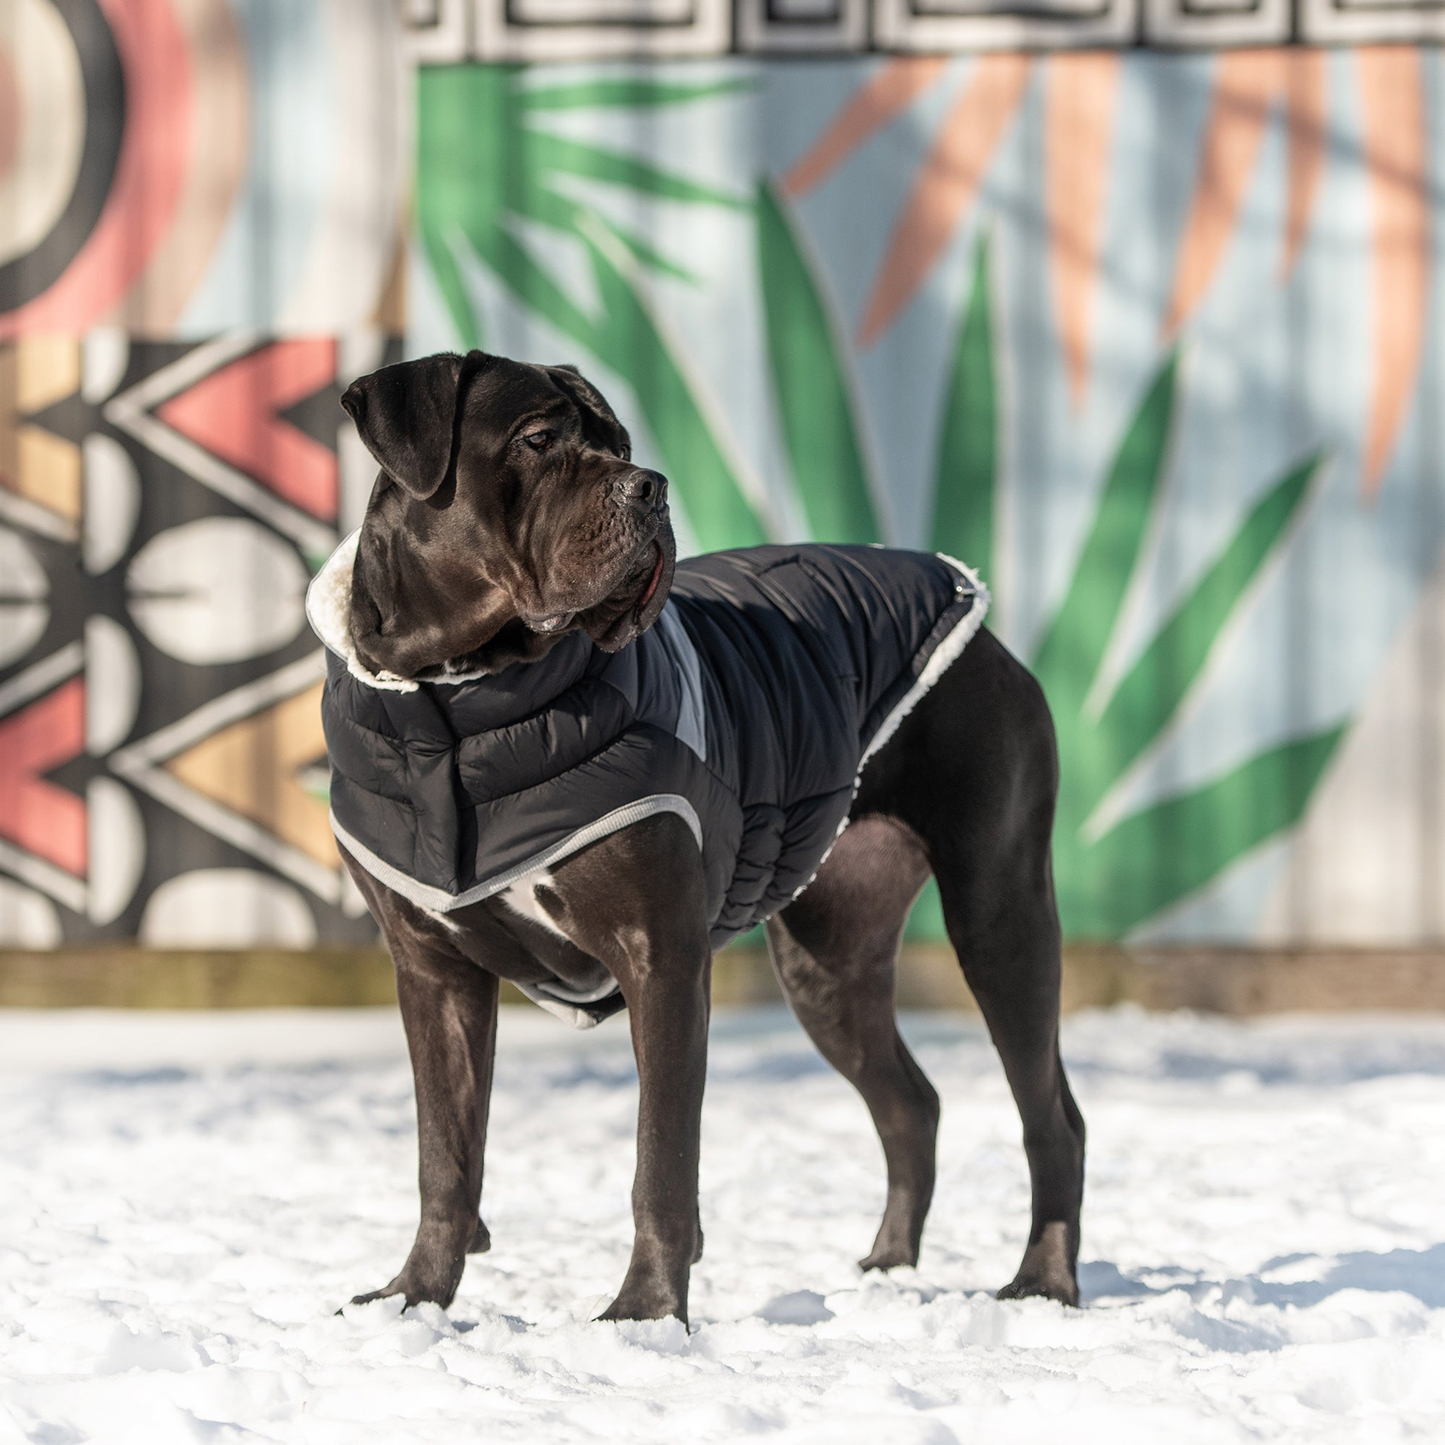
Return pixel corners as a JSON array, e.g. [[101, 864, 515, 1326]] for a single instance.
[[4, 945, 1445, 1013], [716, 945, 1445, 1013]]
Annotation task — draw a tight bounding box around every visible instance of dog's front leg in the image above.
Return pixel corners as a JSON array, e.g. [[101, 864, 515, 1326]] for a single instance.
[[545, 814, 711, 1325], [599, 951, 710, 1323], [350, 900, 500, 1311]]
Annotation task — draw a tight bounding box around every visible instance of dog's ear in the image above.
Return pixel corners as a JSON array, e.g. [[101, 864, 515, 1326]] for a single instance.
[[545, 364, 631, 460], [341, 353, 470, 500]]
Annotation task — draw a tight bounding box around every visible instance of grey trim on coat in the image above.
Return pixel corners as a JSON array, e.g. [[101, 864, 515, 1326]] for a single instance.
[[331, 794, 704, 915]]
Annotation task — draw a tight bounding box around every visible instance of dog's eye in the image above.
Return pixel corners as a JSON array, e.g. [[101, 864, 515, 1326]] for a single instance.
[[523, 429, 553, 452]]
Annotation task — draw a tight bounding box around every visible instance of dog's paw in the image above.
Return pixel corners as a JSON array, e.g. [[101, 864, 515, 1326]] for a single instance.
[[348, 1284, 403, 1308], [345, 1258, 464, 1312], [596, 1262, 689, 1325], [596, 1291, 688, 1326], [996, 1222, 1080, 1307], [345, 1282, 453, 1311], [858, 1245, 917, 1272], [858, 1217, 921, 1273], [995, 1273, 1079, 1306]]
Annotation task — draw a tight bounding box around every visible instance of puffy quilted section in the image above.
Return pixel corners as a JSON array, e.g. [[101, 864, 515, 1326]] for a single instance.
[[319, 544, 980, 943]]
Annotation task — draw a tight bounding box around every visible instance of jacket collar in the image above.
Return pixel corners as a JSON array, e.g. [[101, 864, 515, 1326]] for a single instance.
[[306, 530, 600, 718], [307, 531, 419, 693]]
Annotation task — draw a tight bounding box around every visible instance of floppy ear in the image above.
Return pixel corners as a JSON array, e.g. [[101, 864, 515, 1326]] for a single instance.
[[341, 353, 469, 500], [545, 364, 632, 460]]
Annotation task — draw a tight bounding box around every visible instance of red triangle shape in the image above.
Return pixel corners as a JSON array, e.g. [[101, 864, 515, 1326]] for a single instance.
[[158, 340, 339, 520], [0, 678, 87, 876]]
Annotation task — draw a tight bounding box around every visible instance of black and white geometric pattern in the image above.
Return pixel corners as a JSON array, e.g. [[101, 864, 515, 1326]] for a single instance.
[[399, 0, 1443, 51]]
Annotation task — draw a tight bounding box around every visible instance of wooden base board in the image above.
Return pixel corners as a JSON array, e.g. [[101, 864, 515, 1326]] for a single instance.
[[3, 945, 1445, 1013]]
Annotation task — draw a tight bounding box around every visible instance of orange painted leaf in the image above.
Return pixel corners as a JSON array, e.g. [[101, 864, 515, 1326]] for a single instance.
[[858, 55, 1032, 348], [1357, 46, 1429, 499], [1044, 52, 1120, 408], [1162, 49, 1288, 340], [782, 58, 948, 199], [1281, 48, 1327, 280]]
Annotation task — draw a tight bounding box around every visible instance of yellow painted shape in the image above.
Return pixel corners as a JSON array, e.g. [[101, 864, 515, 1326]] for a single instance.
[[16, 424, 80, 520], [17, 334, 80, 412], [165, 681, 339, 868], [0, 340, 81, 521]]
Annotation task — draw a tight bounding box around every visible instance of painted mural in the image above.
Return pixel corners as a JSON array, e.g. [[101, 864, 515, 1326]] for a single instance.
[[0, 0, 404, 945], [2, 7, 1443, 947], [408, 53, 1443, 944]]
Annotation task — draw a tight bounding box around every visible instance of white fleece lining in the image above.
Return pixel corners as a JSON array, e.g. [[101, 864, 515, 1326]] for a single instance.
[[305, 530, 498, 692], [859, 556, 989, 771]]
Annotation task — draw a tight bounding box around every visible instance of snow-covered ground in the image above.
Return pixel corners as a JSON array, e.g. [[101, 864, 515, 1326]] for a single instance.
[[3, 1003, 1444, 1444]]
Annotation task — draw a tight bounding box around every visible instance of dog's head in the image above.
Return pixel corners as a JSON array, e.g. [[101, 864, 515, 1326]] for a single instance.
[[341, 351, 675, 680]]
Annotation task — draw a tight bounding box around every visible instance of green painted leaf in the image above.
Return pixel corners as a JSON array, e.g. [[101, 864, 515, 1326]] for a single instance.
[[1094, 450, 1323, 775], [586, 207, 699, 284], [417, 65, 766, 549], [904, 878, 946, 943], [930, 237, 996, 582], [757, 178, 879, 545], [528, 133, 748, 210], [1055, 723, 1346, 938], [420, 227, 483, 350], [583, 230, 768, 548], [519, 78, 756, 111], [1031, 353, 1179, 718]]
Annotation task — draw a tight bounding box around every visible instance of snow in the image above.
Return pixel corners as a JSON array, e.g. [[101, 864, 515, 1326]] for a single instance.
[[3, 1003, 1444, 1443]]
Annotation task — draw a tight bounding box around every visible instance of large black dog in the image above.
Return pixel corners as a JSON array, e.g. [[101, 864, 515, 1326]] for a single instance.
[[313, 350, 1084, 1326]]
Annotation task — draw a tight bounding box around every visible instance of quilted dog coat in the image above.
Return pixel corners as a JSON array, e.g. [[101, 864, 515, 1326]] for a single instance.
[[308, 539, 987, 1023]]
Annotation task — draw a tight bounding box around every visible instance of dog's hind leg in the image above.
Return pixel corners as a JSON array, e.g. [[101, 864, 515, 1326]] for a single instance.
[[934, 856, 1083, 1305], [766, 817, 939, 1271], [872, 632, 1085, 1305]]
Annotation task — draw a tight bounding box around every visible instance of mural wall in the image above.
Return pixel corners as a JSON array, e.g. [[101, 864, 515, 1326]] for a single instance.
[[408, 52, 1445, 946], [0, 0, 403, 946], [2, 2, 1444, 947]]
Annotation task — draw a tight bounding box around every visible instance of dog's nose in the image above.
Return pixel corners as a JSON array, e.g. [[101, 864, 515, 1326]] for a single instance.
[[620, 469, 666, 509]]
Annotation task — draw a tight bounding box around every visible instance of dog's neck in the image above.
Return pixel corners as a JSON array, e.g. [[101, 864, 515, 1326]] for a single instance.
[[306, 525, 564, 693], [349, 517, 505, 680]]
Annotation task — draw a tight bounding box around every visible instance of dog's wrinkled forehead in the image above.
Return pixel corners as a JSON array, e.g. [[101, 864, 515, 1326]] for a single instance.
[[460, 358, 631, 460], [340, 351, 631, 505]]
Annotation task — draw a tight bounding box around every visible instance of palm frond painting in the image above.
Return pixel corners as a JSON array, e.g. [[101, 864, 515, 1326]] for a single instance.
[[915, 248, 1341, 937], [412, 54, 1443, 942], [418, 67, 766, 547]]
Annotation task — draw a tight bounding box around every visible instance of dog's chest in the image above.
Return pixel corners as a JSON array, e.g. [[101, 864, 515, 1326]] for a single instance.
[[486, 869, 621, 1026], [499, 869, 568, 940]]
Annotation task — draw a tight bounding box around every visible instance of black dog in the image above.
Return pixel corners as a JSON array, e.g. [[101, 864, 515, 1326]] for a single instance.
[[309, 350, 1084, 1325]]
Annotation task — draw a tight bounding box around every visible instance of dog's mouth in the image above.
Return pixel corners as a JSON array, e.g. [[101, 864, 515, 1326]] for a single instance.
[[635, 544, 666, 618], [519, 512, 675, 654], [585, 521, 676, 652]]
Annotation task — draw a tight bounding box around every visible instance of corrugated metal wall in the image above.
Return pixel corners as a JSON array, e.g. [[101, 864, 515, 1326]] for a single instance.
[[2, 1, 1443, 946]]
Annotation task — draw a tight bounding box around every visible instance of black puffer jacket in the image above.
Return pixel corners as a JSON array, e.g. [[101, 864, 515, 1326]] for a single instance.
[[309, 542, 986, 1016]]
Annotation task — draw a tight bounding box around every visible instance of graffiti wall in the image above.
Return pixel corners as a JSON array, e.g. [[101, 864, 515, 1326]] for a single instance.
[[3, 4, 1444, 947], [0, 0, 404, 945], [407, 52, 1445, 946]]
